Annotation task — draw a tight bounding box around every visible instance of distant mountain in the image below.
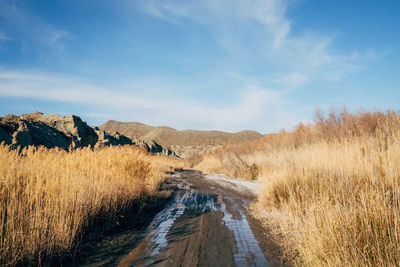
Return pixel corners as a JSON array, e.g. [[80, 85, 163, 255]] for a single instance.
[[0, 112, 176, 157], [99, 120, 263, 158]]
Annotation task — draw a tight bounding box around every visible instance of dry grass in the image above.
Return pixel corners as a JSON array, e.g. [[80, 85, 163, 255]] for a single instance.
[[255, 131, 400, 266], [194, 109, 400, 266], [1, 114, 20, 123], [0, 144, 183, 266]]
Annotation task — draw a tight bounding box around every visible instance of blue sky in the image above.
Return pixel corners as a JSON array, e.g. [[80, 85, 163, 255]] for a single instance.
[[0, 0, 399, 133]]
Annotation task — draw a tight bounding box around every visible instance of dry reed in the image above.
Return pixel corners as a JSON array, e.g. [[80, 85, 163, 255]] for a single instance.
[[194, 109, 400, 266], [0, 144, 183, 266]]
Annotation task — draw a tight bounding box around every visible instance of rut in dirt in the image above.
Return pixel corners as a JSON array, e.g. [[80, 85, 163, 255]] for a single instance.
[[77, 169, 273, 267], [116, 170, 269, 267]]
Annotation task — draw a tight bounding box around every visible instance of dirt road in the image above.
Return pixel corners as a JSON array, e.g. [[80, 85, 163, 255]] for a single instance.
[[78, 170, 288, 267]]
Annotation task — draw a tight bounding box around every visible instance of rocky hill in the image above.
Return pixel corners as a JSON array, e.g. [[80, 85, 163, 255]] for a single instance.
[[0, 113, 176, 156], [99, 120, 263, 158]]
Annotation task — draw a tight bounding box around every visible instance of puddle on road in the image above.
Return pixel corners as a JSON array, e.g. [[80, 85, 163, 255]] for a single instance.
[[118, 186, 268, 267], [220, 201, 268, 266]]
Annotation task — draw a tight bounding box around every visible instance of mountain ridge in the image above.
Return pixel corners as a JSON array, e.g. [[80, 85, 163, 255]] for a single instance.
[[99, 120, 263, 158], [100, 120, 262, 146]]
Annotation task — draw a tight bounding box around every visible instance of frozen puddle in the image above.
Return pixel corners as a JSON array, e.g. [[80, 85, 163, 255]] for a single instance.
[[118, 183, 268, 267], [220, 201, 268, 266], [204, 173, 261, 197], [149, 191, 218, 256]]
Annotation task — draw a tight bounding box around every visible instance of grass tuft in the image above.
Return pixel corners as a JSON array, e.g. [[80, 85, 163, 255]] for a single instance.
[[194, 108, 400, 266], [0, 144, 183, 266]]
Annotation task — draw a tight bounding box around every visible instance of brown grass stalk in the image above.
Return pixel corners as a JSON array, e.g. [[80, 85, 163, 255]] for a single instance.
[[193, 108, 400, 266], [0, 144, 183, 265]]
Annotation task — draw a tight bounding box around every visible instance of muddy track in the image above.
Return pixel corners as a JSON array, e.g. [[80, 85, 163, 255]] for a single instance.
[[77, 170, 289, 267]]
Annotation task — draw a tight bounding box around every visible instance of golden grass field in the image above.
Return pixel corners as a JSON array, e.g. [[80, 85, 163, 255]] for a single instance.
[[0, 145, 183, 266], [194, 109, 400, 266], [2, 108, 399, 266]]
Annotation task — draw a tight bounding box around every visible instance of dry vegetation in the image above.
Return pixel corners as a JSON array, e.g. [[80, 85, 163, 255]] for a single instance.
[[0, 145, 183, 266], [193, 108, 400, 266]]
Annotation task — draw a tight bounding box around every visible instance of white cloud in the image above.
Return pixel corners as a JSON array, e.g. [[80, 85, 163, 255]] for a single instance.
[[0, 32, 12, 41], [275, 72, 308, 91], [0, 70, 298, 132], [38, 29, 71, 50], [0, 1, 384, 132], [0, 1, 70, 50], [137, 0, 380, 86], [138, 0, 290, 47]]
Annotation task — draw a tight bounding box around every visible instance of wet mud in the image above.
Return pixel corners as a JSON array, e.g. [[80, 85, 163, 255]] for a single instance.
[[78, 170, 290, 267]]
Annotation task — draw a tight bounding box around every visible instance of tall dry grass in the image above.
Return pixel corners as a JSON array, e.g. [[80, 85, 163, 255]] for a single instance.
[[193, 109, 400, 180], [0, 144, 183, 266], [255, 131, 400, 266], [193, 109, 400, 266]]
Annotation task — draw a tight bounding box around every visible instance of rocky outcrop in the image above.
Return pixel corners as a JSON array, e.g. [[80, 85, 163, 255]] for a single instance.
[[0, 118, 71, 150], [132, 138, 176, 156], [0, 113, 176, 157], [93, 127, 134, 146], [21, 112, 99, 148]]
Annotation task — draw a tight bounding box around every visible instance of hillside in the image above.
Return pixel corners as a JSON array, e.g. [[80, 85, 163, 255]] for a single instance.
[[0, 113, 175, 156], [99, 120, 263, 158]]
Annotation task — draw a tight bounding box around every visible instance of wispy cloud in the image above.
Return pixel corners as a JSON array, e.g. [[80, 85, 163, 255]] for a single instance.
[[0, 32, 12, 41], [0, 1, 386, 132], [137, 0, 381, 87], [279, 33, 382, 82], [275, 72, 308, 91], [0, 70, 298, 132], [138, 0, 290, 47], [0, 0, 71, 50]]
